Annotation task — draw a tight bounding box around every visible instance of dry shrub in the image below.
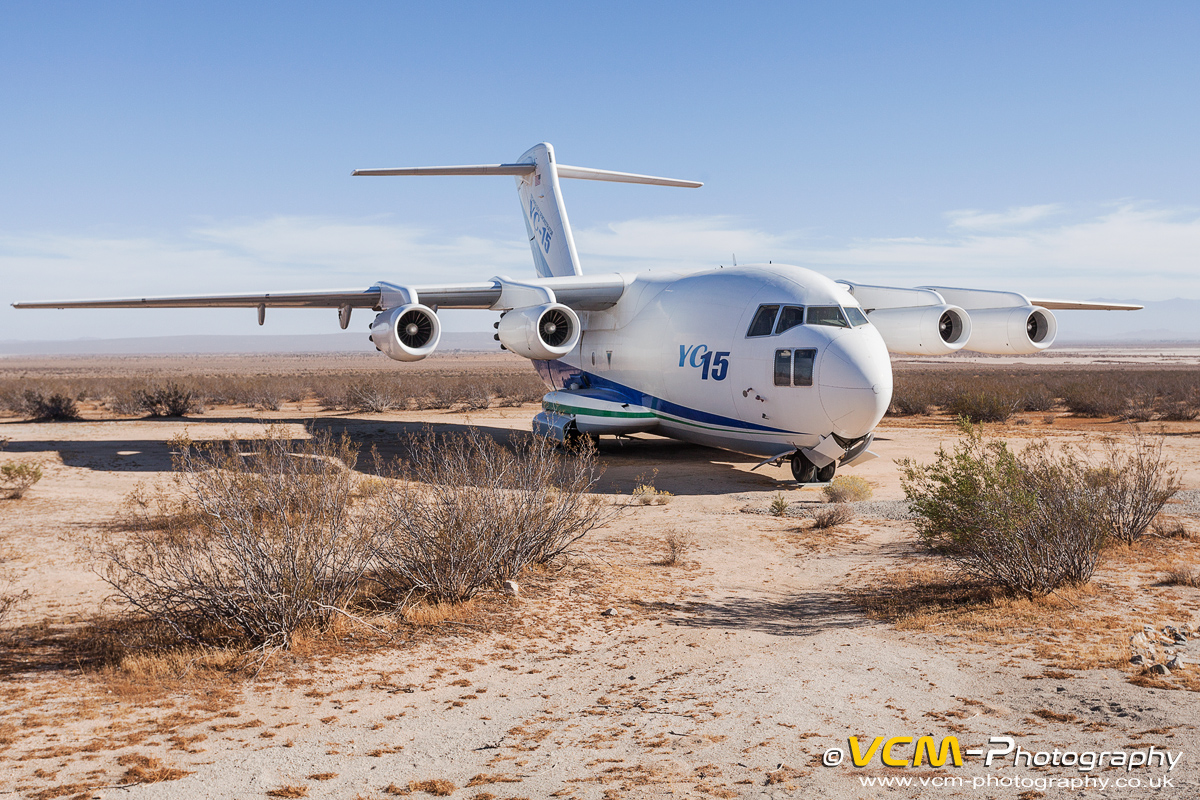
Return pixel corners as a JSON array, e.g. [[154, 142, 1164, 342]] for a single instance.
[[344, 381, 409, 413], [901, 425, 1107, 598], [944, 388, 1019, 423], [812, 505, 854, 529], [1086, 435, 1180, 545], [658, 529, 694, 566], [266, 785, 309, 798], [373, 428, 609, 604], [822, 474, 872, 503], [136, 382, 200, 417], [0, 461, 42, 499], [96, 428, 377, 649], [11, 390, 80, 420]]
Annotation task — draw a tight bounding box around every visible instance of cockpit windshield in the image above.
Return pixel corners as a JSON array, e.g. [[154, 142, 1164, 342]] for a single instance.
[[806, 306, 850, 328]]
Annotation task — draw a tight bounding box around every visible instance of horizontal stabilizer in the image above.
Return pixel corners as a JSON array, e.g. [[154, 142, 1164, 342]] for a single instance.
[[353, 162, 701, 187], [352, 164, 536, 177]]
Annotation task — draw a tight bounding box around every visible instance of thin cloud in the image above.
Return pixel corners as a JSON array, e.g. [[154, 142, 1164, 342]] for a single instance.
[[3, 203, 1198, 340]]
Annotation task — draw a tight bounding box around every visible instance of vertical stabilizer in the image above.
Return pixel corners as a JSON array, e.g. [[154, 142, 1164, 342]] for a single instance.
[[515, 143, 583, 278]]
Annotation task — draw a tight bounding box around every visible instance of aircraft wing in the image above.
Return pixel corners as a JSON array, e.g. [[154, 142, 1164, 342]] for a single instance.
[[12, 273, 629, 313], [1024, 298, 1143, 311]]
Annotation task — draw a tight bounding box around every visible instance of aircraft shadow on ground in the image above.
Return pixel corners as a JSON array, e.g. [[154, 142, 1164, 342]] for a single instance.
[[660, 591, 868, 637], [4, 416, 790, 494]]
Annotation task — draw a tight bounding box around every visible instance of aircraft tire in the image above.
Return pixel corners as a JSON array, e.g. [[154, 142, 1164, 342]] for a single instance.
[[817, 462, 836, 482], [790, 453, 817, 483]]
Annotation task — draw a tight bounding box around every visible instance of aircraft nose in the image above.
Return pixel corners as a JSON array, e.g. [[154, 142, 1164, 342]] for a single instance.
[[818, 329, 893, 438]]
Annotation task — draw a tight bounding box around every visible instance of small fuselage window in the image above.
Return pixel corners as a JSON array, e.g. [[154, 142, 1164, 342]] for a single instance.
[[747, 305, 780, 337], [807, 306, 850, 328], [774, 348, 816, 387], [774, 305, 805, 335]]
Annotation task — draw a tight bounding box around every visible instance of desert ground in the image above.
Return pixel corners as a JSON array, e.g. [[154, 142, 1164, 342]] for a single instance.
[[1, 351, 1198, 800]]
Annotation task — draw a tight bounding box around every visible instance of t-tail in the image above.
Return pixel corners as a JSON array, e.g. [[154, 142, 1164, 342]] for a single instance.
[[352, 143, 701, 278]]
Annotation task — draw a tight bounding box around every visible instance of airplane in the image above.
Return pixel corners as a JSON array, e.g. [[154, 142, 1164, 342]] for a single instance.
[[13, 143, 1141, 483]]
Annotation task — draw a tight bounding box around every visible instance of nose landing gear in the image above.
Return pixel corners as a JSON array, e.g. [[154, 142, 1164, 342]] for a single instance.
[[790, 452, 836, 484]]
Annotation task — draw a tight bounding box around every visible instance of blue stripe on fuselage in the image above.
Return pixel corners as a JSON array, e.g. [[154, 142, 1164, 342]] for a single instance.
[[533, 359, 789, 434]]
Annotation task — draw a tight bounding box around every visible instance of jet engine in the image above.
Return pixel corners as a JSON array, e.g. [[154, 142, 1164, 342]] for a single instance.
[[864, 304, 971, 356], [962, 306, 1057, 354], [370, 303, 441, 361], [495, 302, 581, 360]]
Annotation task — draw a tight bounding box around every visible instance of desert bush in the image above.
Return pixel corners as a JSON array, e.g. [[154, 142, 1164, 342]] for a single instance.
[[943, 387, 1020, 423], [769, 494, 789, 517], [97, 429, 377, 648], [135, 383, 200, 417], [1085, 435, 1180, 545], [342, 381, 408, 413], [16, 390, 80, 420], [901, 426, 1107, 598], [812, 504, 854, 529], [823, 475, 872, 503], [0, 462, 43, 499], [0, 553, 30, 628], [372, 428, 608, 604], [1020, 385, 1055, 413]]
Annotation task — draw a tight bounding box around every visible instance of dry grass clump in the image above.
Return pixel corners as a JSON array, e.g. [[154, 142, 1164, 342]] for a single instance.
[[97, 428, 378, 649], [944, 387, 1021, 423], [1160, 567, 1200, 588], [812, 505, 854, 529], [374, 429, 609, 604], [656, 529, 694, 566], [0, 461, 42, 499], [117, 753, 191, 783], [266, 785, 309, 798], [630, 469, 672, 505], [822, 474, 872, 503]]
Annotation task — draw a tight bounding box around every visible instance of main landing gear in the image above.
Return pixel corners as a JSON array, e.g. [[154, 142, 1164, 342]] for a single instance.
[[790, 452, 836, 484]]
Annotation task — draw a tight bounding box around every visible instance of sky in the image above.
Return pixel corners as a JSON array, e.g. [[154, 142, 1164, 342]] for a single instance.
[[2, 1, 1198, 340]]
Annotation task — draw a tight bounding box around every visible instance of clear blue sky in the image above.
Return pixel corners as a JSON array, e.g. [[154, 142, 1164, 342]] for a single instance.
[[2, 1, 1198, 339]]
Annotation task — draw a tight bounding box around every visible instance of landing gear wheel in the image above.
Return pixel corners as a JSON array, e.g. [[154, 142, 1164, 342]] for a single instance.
[[790, 453, 817, 483], [816, 461, 836, 483]]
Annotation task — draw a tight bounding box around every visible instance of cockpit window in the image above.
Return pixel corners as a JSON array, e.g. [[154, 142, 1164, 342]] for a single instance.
[[807, 306, 849, 328], [747, 305, 779, 337], [774, 305, 805, 335], [844, 307, 869, 327]]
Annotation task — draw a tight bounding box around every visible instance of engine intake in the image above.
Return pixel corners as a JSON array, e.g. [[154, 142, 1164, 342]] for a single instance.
[[370, 303, 441, 361], [962, 306, 1057, 354], [496, 302, 581, 360], [864, 304, 971, 356]]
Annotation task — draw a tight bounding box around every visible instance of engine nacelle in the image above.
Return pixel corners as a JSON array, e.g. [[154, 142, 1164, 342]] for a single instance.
[[370, 303, 441, 362], [963, 306, 1057, 354], [865, 304, 971, 356], [496, 303, 581, 360]]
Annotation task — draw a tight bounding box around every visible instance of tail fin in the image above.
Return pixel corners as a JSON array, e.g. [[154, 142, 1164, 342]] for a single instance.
[[353, 142, 701, 279]]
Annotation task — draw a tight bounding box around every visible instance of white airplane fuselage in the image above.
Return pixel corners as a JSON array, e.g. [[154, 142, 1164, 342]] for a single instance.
[[534, 263, 892, 458]]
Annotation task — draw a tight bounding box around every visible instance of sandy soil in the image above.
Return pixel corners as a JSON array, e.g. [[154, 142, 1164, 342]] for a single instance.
[[1, 388, 1199, 799]]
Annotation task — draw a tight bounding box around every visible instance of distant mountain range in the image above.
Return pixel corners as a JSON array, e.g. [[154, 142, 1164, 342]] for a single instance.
[[1, 299, 1196, 355]]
